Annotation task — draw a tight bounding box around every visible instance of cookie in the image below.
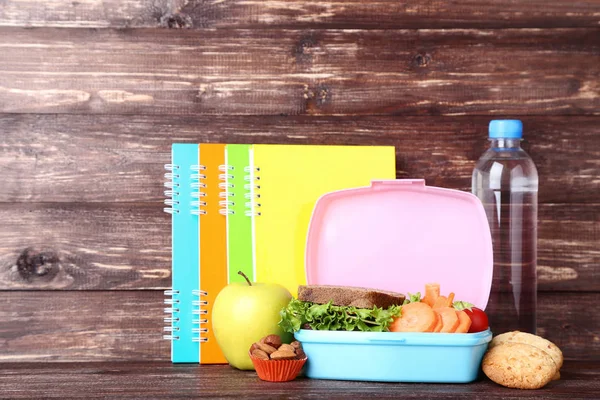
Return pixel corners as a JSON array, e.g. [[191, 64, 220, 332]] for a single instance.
[[490, 331, 563, 369], [482, 342, 558, 389], [488, 331, 519, 348]]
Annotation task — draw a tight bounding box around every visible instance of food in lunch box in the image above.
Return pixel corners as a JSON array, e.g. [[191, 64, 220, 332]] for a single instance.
[[279, 285, 403, 333], [248, 334, 307, 382], [459, 306, 489, 333], [297, 284, 406, 308], [389, 301, 438, 332], [482, 331, 563, 389], [279, 283, 490, 334], [389, 283, 489, 333], [427, 282, 489, 332], [389, 297, 470, 333]]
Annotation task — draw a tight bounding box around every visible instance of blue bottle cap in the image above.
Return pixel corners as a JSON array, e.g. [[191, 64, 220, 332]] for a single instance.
[[489, 120, 523, 139]]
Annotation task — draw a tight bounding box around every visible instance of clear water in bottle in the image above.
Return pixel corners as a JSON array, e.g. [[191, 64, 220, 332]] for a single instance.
[[472, 120, 538, 334]]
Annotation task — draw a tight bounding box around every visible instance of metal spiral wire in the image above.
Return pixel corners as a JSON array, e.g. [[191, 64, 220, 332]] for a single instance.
[[164, 164, 180, 214]]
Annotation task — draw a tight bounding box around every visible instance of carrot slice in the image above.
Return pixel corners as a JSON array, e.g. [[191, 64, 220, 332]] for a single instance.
[[432, 295, 449, 309], [447, 292, 455, 307], [421, 283, 440, 307], [454, 310, 472, 333], [433, 311, 443, 332], [389, 302, 437, 332], [434, 307, 460, 333]]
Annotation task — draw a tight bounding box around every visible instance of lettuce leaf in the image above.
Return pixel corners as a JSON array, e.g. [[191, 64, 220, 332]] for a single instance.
[[278, 298, 401, 333], [402, 291, 422, 305], [452, 300, 475, 311]]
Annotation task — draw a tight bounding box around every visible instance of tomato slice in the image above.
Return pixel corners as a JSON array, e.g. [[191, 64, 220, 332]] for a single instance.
[[463, 307, 489, 333]]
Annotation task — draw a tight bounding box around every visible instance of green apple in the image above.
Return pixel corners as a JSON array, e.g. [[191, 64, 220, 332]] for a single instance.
[[212, 271, 293, 370]]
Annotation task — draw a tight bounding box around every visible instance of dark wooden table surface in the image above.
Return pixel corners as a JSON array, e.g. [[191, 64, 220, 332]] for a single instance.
[[0, 361, 598, 399]]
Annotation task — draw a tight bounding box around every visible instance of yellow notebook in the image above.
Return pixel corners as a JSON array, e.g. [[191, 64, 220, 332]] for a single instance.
[[198, 143, 228, 364], [249, 145, 396, 297]]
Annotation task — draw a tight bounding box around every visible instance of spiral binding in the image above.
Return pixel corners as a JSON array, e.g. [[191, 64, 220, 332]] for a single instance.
[[163, 289, 180, 340], [164, 165, 181, 340], [163, 164, 180, 214], [191, 289, 209, 343], [190, 165, 207, 216], [218, 164, 235, 216], [244, 166, 261, 217]]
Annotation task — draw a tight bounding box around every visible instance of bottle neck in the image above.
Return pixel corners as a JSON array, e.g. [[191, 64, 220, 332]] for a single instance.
[[490, 138, 522, 150]]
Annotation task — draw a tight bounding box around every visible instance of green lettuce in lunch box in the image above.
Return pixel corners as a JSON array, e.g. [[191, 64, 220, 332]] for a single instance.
[[279, 283, 489, 334], [279, 298, 401, 333], [278, 291, 425, 333]]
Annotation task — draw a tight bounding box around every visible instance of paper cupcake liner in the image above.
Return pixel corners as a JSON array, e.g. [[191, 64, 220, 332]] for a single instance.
[[249, 352, 307, 382]]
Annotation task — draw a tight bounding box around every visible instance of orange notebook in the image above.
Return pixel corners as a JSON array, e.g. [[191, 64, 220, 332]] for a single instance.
[[198, 144, 228, 364]]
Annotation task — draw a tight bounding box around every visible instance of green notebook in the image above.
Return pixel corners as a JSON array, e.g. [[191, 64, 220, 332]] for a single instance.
[[224, 144, 254, 283]]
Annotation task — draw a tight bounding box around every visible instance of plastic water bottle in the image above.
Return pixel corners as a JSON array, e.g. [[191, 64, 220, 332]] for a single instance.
[[472, 120, 539, 334]]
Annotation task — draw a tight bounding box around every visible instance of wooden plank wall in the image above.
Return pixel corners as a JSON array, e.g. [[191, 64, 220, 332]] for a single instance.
[[0, 1, 598, 362]]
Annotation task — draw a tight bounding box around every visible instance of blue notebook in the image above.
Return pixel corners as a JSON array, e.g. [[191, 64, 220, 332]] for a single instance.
[[163, 143, 200, 363]]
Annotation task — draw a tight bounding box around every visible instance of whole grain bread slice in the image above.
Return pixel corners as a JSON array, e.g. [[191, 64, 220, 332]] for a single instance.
[[297, 285, 405, 309]]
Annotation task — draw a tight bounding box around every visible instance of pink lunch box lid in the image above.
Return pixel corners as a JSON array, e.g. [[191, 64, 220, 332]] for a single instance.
[[305, 179, 494, 310]]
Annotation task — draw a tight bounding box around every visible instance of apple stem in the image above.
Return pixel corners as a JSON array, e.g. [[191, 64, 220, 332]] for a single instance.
[[238, 271, 252, 286]]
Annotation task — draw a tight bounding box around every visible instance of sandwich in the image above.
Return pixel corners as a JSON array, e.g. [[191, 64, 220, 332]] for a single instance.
[[278, 285, 405, 333]]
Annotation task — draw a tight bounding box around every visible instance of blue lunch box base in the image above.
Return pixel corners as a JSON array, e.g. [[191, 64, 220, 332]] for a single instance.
[[294, 328, 493, 383]]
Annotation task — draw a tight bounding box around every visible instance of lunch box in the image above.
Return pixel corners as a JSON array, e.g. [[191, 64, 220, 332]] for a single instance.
[[295, 329, 492, 383], [296, 179, 494, 383]]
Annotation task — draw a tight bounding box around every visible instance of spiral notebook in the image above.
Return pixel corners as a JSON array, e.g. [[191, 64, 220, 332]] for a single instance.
[[164, 143, 396, 363], [223, 144, 254, 285], [164, 143, 230, 364], [248, 144, 396, 297], [163, 143, 200, 363], [198, 143, 228, 364]]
